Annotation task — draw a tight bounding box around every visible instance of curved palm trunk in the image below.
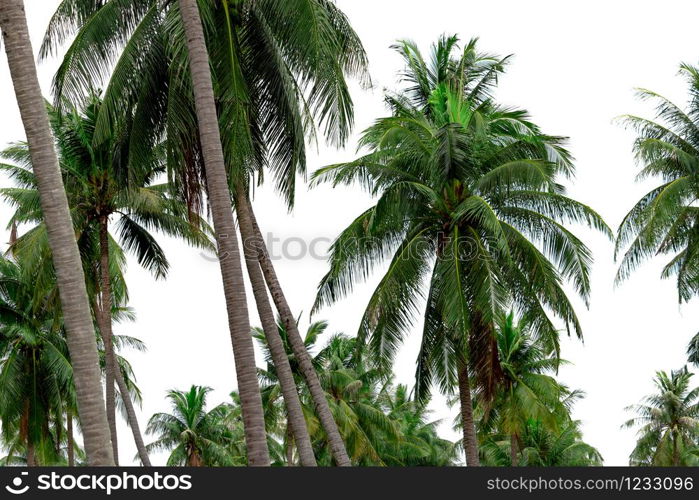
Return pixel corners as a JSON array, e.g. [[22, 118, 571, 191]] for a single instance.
[[247, 207, 351, 466], [457, 359, 480, 466], [97, 217, 152, 466], [98, 219, 119, 465], [66, 410, 75, 466], [236, 193, 316, 466], [178, 0, 269, 466], [0, 0, 114, 466], [510, 434, 518, 466]]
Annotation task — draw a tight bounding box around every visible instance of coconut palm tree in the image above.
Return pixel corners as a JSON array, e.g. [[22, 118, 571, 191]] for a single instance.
[[146, 386, 243, 466], [0, 0, 113, 465], [481, 419, 602, 466], [624, 368, 699, 466], [616, 64, 699, 302], [688, 332, 699, 367], [478, 312, 574, 465], [1, 96, 210, 465], [42, 0, 367, 465], [313, 36, 610, 465]]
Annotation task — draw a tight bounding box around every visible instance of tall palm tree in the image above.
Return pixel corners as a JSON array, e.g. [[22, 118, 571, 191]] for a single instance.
[[146, 386, 242, 466], [616, 64, 699, 302], [42, 0, 367, 465], [313, 37, 610, 465], [1, 96, 210, 465], [0, 0, 113, 465], [624, 368, 699, 466]]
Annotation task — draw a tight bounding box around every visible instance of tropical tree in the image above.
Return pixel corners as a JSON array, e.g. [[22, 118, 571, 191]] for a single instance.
[[616, 64, 699, 302], [1, 96, 210, 465], [42, 0, 368, 465], [145, 386, 243, 466], [0, 0, 113, 465], [313, 36, 610, 464], [481, 419, 602, 466], [255, 319, 458, 465], [624, 368, 699, 466], [689, 332, 699, 367], [477, 312, 574, 465]]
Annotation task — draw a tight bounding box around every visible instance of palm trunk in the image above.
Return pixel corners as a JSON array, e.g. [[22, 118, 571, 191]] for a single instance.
[[236, 193, 316, 466], [248, 208, 351, 466], [457, 359, 480, 466], [67, 410, 75, 466], [113, 366, 152, 466], [97, 217, 152, 466], [0, 0, 114, 466], [510, 434, 518, 466], [21, 400, 36, 466], [98, 218, 119, 465], [178, 0, 269, 466], [285, 426, 295, 466]]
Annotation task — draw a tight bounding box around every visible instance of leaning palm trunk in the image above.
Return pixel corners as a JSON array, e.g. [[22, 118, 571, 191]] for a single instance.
[[97, 218, 152, 466], [457, 358, 480, 466], [236, 193, 317, 466], [248, 209, 351, 466], [0, 0, 114, 466], [98, 219, 119, 464], [178, 0, 269, 466]]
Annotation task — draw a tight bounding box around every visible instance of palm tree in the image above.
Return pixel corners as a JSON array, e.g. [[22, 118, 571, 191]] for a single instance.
[[688, 332, 699, 367], [616, 64, 699, 302], [0, 0, 113, 465], [42, 0, 367, 465], [1, 96, 210, 465], [146, 386, 243, 466], [624, 368, 699, 466], [481, 419, 602, 466], [478, 312, 574, 465], [313, 36, 610, 464]]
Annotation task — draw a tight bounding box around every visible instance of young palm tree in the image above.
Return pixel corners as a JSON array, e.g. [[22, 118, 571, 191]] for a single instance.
[[313, 37, 610, 465], [481, 419, 602, 466], [624, 368, 699, 466], [146, 386, 242, 466], [478, 312, 574, 465], [0, 0, 113, 465], [42, 0, 367, 465], [1, 97, 210, 465], [616, 64, 699, 302]]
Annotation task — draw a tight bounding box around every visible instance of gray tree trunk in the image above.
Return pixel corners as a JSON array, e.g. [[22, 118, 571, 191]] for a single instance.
[[0, 0, 114, 465], [178, 0, 269, 466], [457, 359, 480, 466], [98, 218, 119, 465], [98, 218, 152, 466], [236, 193, 316, 466], [249, 210, 351, 466]]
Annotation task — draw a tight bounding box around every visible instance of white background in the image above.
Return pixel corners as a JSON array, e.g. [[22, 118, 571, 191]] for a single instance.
[[2, 0, 699, 466]]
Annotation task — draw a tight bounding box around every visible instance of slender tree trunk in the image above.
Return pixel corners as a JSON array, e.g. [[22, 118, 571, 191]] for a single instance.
[[98, 217, 119, 465], [67, 410, 75, 466], [457, 359, 480, 466], [510, 434, 518, 466], [97, 217, 152, 466], [0, 0, 114, 466], [236, 193, 316, 466], [248, 208, 351, 466], [113, 366, 152, 466], [79, 217, 158, 465], [21, 400, 36, 466], [178, 0, 269, 466]]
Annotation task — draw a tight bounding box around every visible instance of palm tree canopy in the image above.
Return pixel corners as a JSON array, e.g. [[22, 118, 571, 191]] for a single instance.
[[312, 36, 611, 401], [624, 368, 699, 466], [616, 64, 699, 302]]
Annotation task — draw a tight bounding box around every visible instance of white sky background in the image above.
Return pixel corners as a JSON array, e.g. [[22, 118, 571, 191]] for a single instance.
[[2, 0, 699, 466]]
